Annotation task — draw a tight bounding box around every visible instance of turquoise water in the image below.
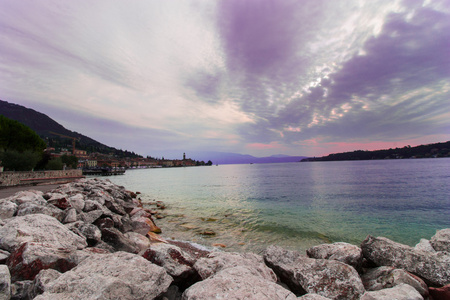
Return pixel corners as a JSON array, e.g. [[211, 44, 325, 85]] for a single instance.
[[107, 158, 450, 253]]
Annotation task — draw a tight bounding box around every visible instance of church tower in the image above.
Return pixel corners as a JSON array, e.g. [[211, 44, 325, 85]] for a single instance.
[[183, 152, 186, 160]]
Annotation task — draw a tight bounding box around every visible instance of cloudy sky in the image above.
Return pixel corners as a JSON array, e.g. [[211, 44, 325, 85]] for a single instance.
[[1, 0, 449, 158]]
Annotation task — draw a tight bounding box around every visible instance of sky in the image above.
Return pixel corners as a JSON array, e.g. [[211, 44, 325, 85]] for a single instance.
[[1, 0, 449, 158]]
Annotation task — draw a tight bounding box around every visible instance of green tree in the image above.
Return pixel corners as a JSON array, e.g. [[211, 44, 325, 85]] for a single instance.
[[0, 115, 46, 152], [0, 150, 41, 171], [0, 115, 46, 170], [61, 154, 78, 169], [45, 157, 64, 170]]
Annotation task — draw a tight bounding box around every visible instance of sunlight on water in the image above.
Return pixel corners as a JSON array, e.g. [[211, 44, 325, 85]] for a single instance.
[[107, 158, 450, 253]]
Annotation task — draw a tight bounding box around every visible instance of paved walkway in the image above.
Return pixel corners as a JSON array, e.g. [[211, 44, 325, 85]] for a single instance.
[[0, 184, 61, 199]]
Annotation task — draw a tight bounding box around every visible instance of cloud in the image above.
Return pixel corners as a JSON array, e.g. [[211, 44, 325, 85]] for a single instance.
[[239, 1, 450, 147], [0, 0, 449, 157]]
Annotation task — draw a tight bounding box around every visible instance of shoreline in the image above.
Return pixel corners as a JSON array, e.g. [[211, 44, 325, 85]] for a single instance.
[[0, 178, 449, 299]]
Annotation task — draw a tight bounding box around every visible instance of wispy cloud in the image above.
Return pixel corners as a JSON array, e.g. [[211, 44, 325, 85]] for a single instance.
[[0, 0, 448, 157]]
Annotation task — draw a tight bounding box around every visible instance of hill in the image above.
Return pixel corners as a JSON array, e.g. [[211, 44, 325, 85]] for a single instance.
[[0, 99, 141, 158], [301, 141, 450, 162], [187, 151, 307, 165]]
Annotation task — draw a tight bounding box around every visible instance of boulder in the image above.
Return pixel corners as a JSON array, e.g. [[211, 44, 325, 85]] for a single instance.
[[0, 249, 10, 264], [0, 199, 17, 219], [78, 209, 103, 224], [194, 251, 277, 282], [131, 216, 161, 235], [264, 245, 365, 299], [104, 198, 127, 215], [34, 251, 173, 300], [298, 295, 332, 300], [29, 269, 61, 299], [100, 227, 138, 253], [0, 265, 11, 300], [415, 239, 436, 252], [431, 229, 450, 252], [10, 280, 32, 300], [142, 243, 196, 281], [307, 242, 362, 271], [429, 284, 450, 300], [62, 207, 77, 224], [66, 221, 102, 246], [361, 235, 450, 286], [7, 191, 45, 205], [45, 193, 71, 210], [6, 242, 77, 282], [124, 232, 150, 252], [16, 202, 64, 222], [0, 214, 87, 252], [182, 266, 297, 300], [361, 283, 423, 300], [67, 194, 85, 212], [361, 266, 428, 298]]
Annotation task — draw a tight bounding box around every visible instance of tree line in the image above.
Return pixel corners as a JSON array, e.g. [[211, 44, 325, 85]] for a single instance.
[[0, 115, 78, 171]]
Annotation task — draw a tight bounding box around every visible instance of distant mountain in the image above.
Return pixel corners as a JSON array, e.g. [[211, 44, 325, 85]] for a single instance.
[[301, 141, 450, 161], [188, 151, 307, 165], [0, 99, 141, 157]]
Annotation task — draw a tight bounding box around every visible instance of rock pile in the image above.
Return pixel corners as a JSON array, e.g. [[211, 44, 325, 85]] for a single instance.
[[0, 178, 449, 299]]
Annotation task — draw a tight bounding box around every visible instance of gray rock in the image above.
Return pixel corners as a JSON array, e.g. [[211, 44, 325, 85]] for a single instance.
[[431, 229, 450, 252], [415, 239, 436, 252], [28, 269, 61, 299], [194, 251, 277, 282], [7, 191, 45, 205], [16, 202, 64, 222], [82, 199, 100, 212], [361, 283, 423, 300], [124, 232, 150, 252], [66, 221, 102, 246], [131, 216, 160, 235], [10, 280, 32, 300], [78, 209, 103, 224], [0, 200, 17, 220], [182, 266, 297, 300], [104, 198, 127, 215], [0, 214, 87, 252], [100, 227, 138, 253], [62, 208, 77, 224], [298, 295, 332, 300], [142, 243, 196, 280], [0, 265, 11, 300], [34, 251, 172, 300], [361, 235, 450, 286], [361, 266, 428, 298], [263, 245, 306, 294], [6, 242, 78, 282], [0, 249, 10, 264], [307, 242, 363, 271], [67, 194, 85, 212], [264, 245, 365, 299]]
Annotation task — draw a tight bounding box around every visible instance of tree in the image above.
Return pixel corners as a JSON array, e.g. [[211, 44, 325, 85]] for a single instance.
[[0, 115, 46, 152], [61, 154, 78, 169], [45, 157, 63, 170], [0, 150, 41, 171], [0, 115, 46, 171]]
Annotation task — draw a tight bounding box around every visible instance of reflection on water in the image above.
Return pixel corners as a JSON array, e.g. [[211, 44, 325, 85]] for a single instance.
[[108, 158, 450, 253]]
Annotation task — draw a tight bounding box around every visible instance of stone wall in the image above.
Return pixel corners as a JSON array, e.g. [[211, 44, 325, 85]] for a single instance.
[[0, 169, 83, 187]]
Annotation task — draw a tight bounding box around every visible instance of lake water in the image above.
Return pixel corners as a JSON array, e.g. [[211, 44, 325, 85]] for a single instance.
[[107, 158, 450, 253]]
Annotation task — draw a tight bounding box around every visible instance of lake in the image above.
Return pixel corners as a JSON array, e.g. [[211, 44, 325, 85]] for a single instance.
[[107, 158, 450, 253]]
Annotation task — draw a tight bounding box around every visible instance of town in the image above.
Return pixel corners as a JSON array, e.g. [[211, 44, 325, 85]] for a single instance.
[[49, 147, 213, 171]]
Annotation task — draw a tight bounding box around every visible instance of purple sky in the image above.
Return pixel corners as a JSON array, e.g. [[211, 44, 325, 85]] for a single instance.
[[1, 0, 449, 158]]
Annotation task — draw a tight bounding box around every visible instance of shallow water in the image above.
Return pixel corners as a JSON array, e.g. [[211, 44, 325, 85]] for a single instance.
[[107, 158, 450, 253]]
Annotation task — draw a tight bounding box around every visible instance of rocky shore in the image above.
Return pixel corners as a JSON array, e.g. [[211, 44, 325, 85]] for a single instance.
[[0, 178, 449, 299]]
